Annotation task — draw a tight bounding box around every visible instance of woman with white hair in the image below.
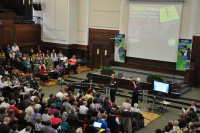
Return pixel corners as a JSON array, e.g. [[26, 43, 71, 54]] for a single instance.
[[130, 77, 141, 106]]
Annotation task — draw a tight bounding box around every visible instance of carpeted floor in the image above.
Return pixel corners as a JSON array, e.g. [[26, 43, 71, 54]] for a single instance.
[[141, 111, 161, 125]]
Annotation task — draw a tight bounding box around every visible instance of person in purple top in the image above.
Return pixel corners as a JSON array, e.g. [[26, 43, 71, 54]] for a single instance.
[[32, 108, 41, 119], [131, 78, 141, 106]]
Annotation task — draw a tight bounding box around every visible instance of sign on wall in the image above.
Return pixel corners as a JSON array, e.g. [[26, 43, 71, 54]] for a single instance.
[[114, 34, 126, 63], [176, 39, 192, 70]]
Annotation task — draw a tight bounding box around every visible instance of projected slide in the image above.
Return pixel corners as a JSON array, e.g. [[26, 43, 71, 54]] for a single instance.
[[127, 3, 182, 62]]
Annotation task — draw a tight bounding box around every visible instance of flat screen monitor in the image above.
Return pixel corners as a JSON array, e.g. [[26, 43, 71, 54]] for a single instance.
[[153, 81, 169, 94]]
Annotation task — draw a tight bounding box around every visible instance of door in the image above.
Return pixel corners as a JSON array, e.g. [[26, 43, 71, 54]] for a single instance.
[[102, 45, 111, 66], [92, 44, 112, 68], [93, 45, 102, 68]]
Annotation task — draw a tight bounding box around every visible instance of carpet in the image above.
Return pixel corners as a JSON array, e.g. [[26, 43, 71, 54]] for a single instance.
[[141, 111, 161, 125]]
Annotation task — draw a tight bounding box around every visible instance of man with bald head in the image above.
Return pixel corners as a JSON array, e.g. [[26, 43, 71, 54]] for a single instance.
[[109, 74, 117, 103]]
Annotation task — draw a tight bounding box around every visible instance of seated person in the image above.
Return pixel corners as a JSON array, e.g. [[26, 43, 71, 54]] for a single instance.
[[24, 83, 34, 94], [63, 59, 70, 74], [39, 66, 49, 83], [44, 53, 50, 65], [51, 112, 62, 129], [5, 77, 15, 94], [16, 49, 22, 59], [0, 77, 10, 96], [48, 65, 59, 79], [130, 103, 141, 113], [2, 59, 13, 73], [47, 58, 55, 69], [36, 50, 44, 58], [57, 50, 63, 61], [19, 73, 29, 87], [24, 58, 32, 73], [56, 63, 64, 77], [51, 50, 58, 67], [186, 101, 197, 113], [11, 75, 21, 94], [107, 109, 120, 133], [11, 69, 19, 79], [0, 50, 6, 60], [59, 116, 70, 133], [98, 114, 109, 133], [29, 49, 35, 57], [14, 55, 24, 71], [69, 55, 78, 74], [12, 43, 19, 53], [60, 55, 68, 65], [22, 53, 27, 62], [178, 113, 187, 129], [27, 73, 39, 89]]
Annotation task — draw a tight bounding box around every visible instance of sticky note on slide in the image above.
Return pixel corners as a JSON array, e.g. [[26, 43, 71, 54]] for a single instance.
[[160, 6, 179, 23]]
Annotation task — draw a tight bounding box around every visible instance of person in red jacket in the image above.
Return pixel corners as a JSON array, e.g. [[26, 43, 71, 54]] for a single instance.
[[40, 65, 49, 82], [8, 100, 21, 115]]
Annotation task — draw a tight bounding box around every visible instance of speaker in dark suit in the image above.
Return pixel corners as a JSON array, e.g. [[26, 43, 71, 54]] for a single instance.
[[109, 74, 117, 103]]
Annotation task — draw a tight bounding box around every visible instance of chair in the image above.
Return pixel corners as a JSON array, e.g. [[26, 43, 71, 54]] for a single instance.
[[120, 115, 132, 133], [33, 66, 40, 75]]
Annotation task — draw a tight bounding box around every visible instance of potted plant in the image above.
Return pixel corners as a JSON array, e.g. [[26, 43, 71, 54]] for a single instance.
[[100, 66, 114, 76], [147, 74, 164, 83]]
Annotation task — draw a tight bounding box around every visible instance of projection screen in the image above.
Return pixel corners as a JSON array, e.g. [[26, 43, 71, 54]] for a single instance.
[[126, 2, 183, 62]]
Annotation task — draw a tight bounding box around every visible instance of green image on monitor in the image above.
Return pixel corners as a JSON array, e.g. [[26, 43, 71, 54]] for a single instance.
[[160, 6, 179, 23]]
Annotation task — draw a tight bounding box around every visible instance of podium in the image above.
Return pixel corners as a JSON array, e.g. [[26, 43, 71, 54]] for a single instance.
[[139, 90, 149, 111], [105, 87, 110, 96]]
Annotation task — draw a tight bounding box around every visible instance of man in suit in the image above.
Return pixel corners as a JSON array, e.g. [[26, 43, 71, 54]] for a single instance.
[[109, 74, 117, 103]]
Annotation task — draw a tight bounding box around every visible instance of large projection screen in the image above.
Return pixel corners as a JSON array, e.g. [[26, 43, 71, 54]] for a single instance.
[[126, 2, 182, 62]]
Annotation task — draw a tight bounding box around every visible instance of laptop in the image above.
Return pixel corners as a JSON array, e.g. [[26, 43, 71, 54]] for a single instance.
[[93, 122, 102, 131]]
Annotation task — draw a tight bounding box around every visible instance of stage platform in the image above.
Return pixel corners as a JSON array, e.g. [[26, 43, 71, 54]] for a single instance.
[[63, 66, 200, 113], [111, 66, 184, 83]]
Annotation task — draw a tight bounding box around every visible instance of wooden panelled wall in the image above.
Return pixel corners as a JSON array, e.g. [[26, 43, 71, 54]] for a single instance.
[[0, 0, 32, 16], [41, 43, 88, 59], [191, 36, 200, 86], [88, 28, 119, 68], [0, 20, 41, 52]]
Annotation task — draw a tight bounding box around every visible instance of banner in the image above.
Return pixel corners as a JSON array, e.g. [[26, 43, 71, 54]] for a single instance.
[[176, 39, 192, 70], [114, 34, 126, 63]]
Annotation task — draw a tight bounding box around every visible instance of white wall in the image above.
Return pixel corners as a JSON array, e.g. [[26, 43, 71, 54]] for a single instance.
[[35, 0, 200, 45], [77, 0, 89, 45], [193, 0, 200, 35], [33, 0, 78, 44], [89, 0, 121, 30]]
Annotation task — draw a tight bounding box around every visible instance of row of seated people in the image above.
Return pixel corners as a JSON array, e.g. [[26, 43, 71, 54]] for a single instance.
[[0, 84, 145, 133], [155, 101, 200, 133], [0, 71, 41, 97], [0, 43, 79, 77]]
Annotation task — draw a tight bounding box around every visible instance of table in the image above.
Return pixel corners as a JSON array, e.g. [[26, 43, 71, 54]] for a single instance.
[[160, 100, 171, 112]]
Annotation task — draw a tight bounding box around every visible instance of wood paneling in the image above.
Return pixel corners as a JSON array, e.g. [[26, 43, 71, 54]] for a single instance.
[[15, 24, 41, 43], [41, 42, 88, 59], [0, 20, 41, 52], [88, 28, 184, 76], [89, 28, 119, 68], [113, 57, 184, 76], [191, 36, 200, 86], [1, 20, 14, 48], [1, 0, 32, 16]]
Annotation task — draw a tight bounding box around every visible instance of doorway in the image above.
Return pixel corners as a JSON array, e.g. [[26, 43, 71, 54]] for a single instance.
[[92, 44, 112, 68]]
